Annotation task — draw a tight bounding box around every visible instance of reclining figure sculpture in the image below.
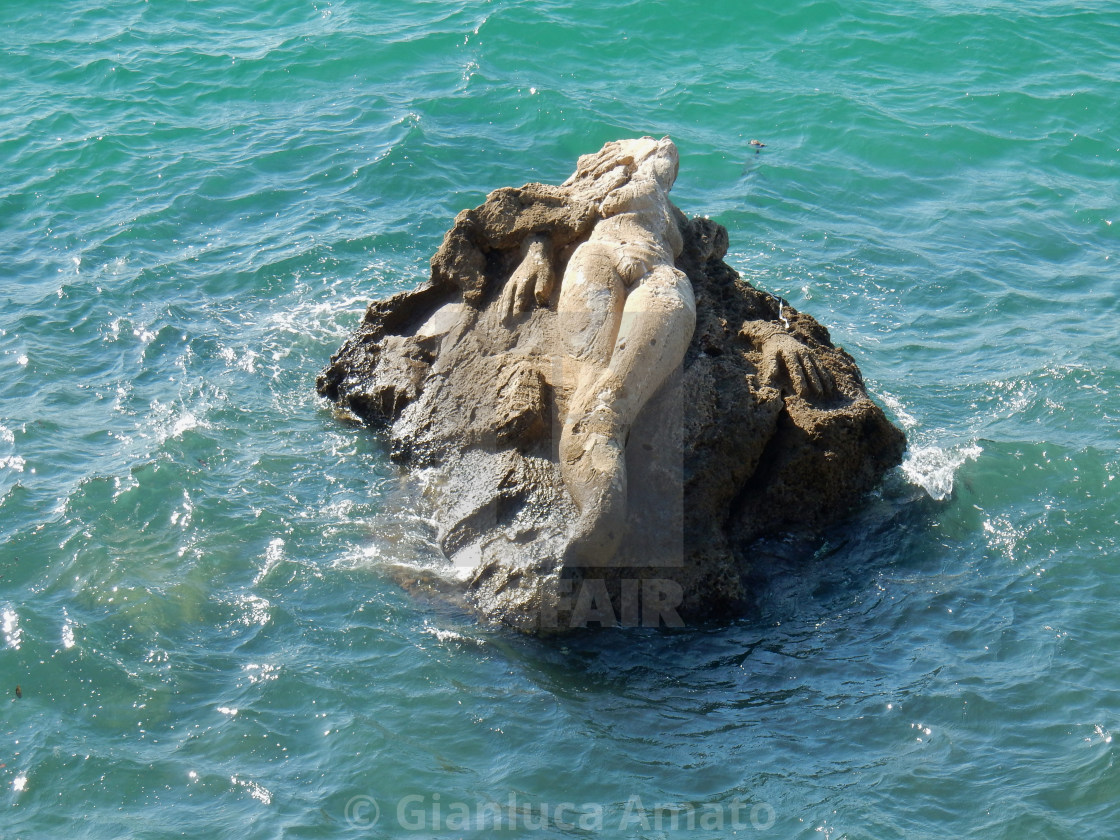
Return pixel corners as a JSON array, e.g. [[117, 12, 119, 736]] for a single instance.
[[317, 137, 905, 630]]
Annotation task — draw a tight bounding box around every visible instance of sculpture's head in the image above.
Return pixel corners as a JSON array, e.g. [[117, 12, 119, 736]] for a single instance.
[[634, 136, 679, 191], [563, 136, 680, 197]]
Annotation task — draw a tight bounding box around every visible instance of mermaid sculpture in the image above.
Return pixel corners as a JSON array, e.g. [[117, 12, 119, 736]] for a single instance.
[[500, 137, 697, 564], [318, 136, 904, 626]]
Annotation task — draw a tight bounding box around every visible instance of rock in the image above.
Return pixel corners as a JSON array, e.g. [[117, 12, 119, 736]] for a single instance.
[[317, 137, 906, 631]]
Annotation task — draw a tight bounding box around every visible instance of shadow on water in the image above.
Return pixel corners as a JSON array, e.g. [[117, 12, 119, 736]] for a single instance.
[[427, 470, 948, 695]]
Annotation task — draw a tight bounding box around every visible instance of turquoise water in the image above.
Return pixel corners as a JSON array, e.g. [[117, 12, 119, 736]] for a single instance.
[[2, 0, 1119, 836]]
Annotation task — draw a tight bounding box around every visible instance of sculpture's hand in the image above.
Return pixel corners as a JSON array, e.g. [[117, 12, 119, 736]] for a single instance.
[[500, 234, 555, 323], [599, 176, 661, 219], [742, 322, 835, 399], [599, 181, 635, 217]]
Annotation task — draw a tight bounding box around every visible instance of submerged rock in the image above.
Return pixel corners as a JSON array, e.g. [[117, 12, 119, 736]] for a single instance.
[[318, 138, 905, 631]]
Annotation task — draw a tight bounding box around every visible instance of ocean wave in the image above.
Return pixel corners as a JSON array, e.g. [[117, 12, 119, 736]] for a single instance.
[[901, 442, 983, 500]]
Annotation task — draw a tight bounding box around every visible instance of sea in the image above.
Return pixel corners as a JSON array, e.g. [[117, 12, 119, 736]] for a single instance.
[[2, 0, 1118, 837]]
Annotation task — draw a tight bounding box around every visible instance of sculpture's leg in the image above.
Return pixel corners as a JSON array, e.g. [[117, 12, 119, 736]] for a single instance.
[[556, 241, 626, 371], [560, 263, 696, 565], [555, 241, 626, 564], [601, 264, 696, 424]]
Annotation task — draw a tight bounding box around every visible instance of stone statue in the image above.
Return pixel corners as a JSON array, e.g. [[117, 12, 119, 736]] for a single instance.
[[499, 138, 697, 564], [317, 137, 906, 631]]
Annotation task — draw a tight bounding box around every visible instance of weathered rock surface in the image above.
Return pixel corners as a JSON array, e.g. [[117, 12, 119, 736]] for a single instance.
[[318, 138, 906, 631]]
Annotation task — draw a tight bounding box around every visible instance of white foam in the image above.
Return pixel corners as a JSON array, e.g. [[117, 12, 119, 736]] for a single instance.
[[148, 399, 210, 444], [421, 623, 479, 645], [265, 289, 372, 343], [879, 392, 918, 429], [0, 455, 26, 472], [170, 412, 202, 438], [219, 343, 258, 373], [254, 538, 284, 585], [901, 443, 982, 501]]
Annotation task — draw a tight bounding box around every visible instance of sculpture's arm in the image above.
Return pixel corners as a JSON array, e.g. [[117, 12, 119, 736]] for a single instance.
[[741, 321, 835, 399], [500, 233, 556, 322], [598, 175, 665, 220]]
